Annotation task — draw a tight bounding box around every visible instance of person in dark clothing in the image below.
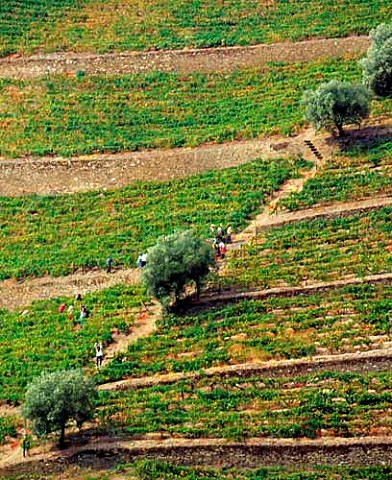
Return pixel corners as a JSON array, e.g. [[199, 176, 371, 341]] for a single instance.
[[106, 257, 113, 273]]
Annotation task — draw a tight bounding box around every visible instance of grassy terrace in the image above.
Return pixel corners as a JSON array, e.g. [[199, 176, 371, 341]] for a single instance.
[[1, 1, 390, 56], [280, 139, 392, 210], [0, 57, 381, 158], [0, 284, 149, 403], [98, 371, 392, 440], [99, 283, 392, 381], [0, 157, 305, 280], [224, 206, 392, 290]]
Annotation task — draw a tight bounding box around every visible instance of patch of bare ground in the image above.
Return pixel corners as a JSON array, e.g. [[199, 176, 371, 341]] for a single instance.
[[0, 36, 370, 80], [0, 268, 140, 311], [0, 131, 306, 196]]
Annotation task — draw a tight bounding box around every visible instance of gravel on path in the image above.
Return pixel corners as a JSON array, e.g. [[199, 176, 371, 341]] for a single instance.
[[0, 36, 370, 80]]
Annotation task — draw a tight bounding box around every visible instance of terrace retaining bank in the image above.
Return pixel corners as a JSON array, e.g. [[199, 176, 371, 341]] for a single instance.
[[101, 346, 392, 391], [2, 436, 392, 475]]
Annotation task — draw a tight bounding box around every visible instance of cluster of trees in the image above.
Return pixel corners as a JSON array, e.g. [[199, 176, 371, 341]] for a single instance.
[[304, 23, 392, 136]]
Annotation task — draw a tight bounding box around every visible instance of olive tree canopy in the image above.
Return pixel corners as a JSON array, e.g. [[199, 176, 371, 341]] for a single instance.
[[360, 23, 392, 97], [142, 230, 214, 306], [23, 369, 97, 447], [303, 80, 371, 136]]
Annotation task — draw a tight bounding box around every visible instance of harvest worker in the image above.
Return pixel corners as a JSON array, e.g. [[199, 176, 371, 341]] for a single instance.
[[218, 240, 226, 259], [216, 224, 224, 239], [79, 305, 89, 327], [226, 224, 232, 244], [106, 257, 113, 273], [67, 305, 74, 323], [137, 252, 147, 268], [94, 342, 103, 368]]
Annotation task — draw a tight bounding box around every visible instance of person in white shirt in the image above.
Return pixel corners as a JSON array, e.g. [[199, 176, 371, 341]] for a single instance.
[[94, 342, 103, 367]]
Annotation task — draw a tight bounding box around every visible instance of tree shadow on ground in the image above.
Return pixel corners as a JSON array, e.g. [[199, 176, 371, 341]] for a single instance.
[[325, 121, 392, 154]]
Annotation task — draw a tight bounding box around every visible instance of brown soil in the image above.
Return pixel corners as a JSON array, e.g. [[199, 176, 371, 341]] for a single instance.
[[0, 36, 370, 80], [1, 435, 392, 475], [0, 133, 305, 196], [0, 268, 140, 311]]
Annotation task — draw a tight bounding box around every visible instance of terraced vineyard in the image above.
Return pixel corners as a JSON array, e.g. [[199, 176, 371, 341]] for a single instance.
[[98, 370, 392, 440], [99, 282, 392, 382], [0, 156, 305, 280], [224, 206, 392, 289], [280, 139, 392, 210], [1, 0, 390, 56], [0, 284, 149, 403], [1, 2, 392, 478], [0, 58, 368, 158]]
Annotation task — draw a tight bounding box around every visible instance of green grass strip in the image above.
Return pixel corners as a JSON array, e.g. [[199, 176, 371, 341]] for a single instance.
[[99, 283, 392, 381], [0, 283, 148, 403], [225, 205, 392, 289], [1, 0, 391, 56], [0, 157, 305, 280], [98, 370, 392, 440], [0, 58, 378, 158], [0, 415, 18, 444]]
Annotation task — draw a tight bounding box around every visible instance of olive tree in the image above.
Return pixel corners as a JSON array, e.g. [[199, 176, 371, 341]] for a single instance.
[[303, 80, 371, 136], [360, 23, 392, 97], [23, 369, 97, 447], [142, 230, 214, 306]]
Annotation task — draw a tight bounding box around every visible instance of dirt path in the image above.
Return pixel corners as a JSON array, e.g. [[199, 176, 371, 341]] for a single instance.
[[0, 131, 307, 196], [0, 36, 370, 80], [3, 193, 392, 311], [232, 148, 325, 246], [0, 268, 140, 311], [246, 195, 392, 231], [1, 114, 389, 198], [2, 435, 392, 474], [104, 301, 162, 361]]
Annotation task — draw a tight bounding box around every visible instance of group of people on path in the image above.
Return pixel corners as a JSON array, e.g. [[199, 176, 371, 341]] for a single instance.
[[58, 295, 89, 328], [210, 223, 232, 259]]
